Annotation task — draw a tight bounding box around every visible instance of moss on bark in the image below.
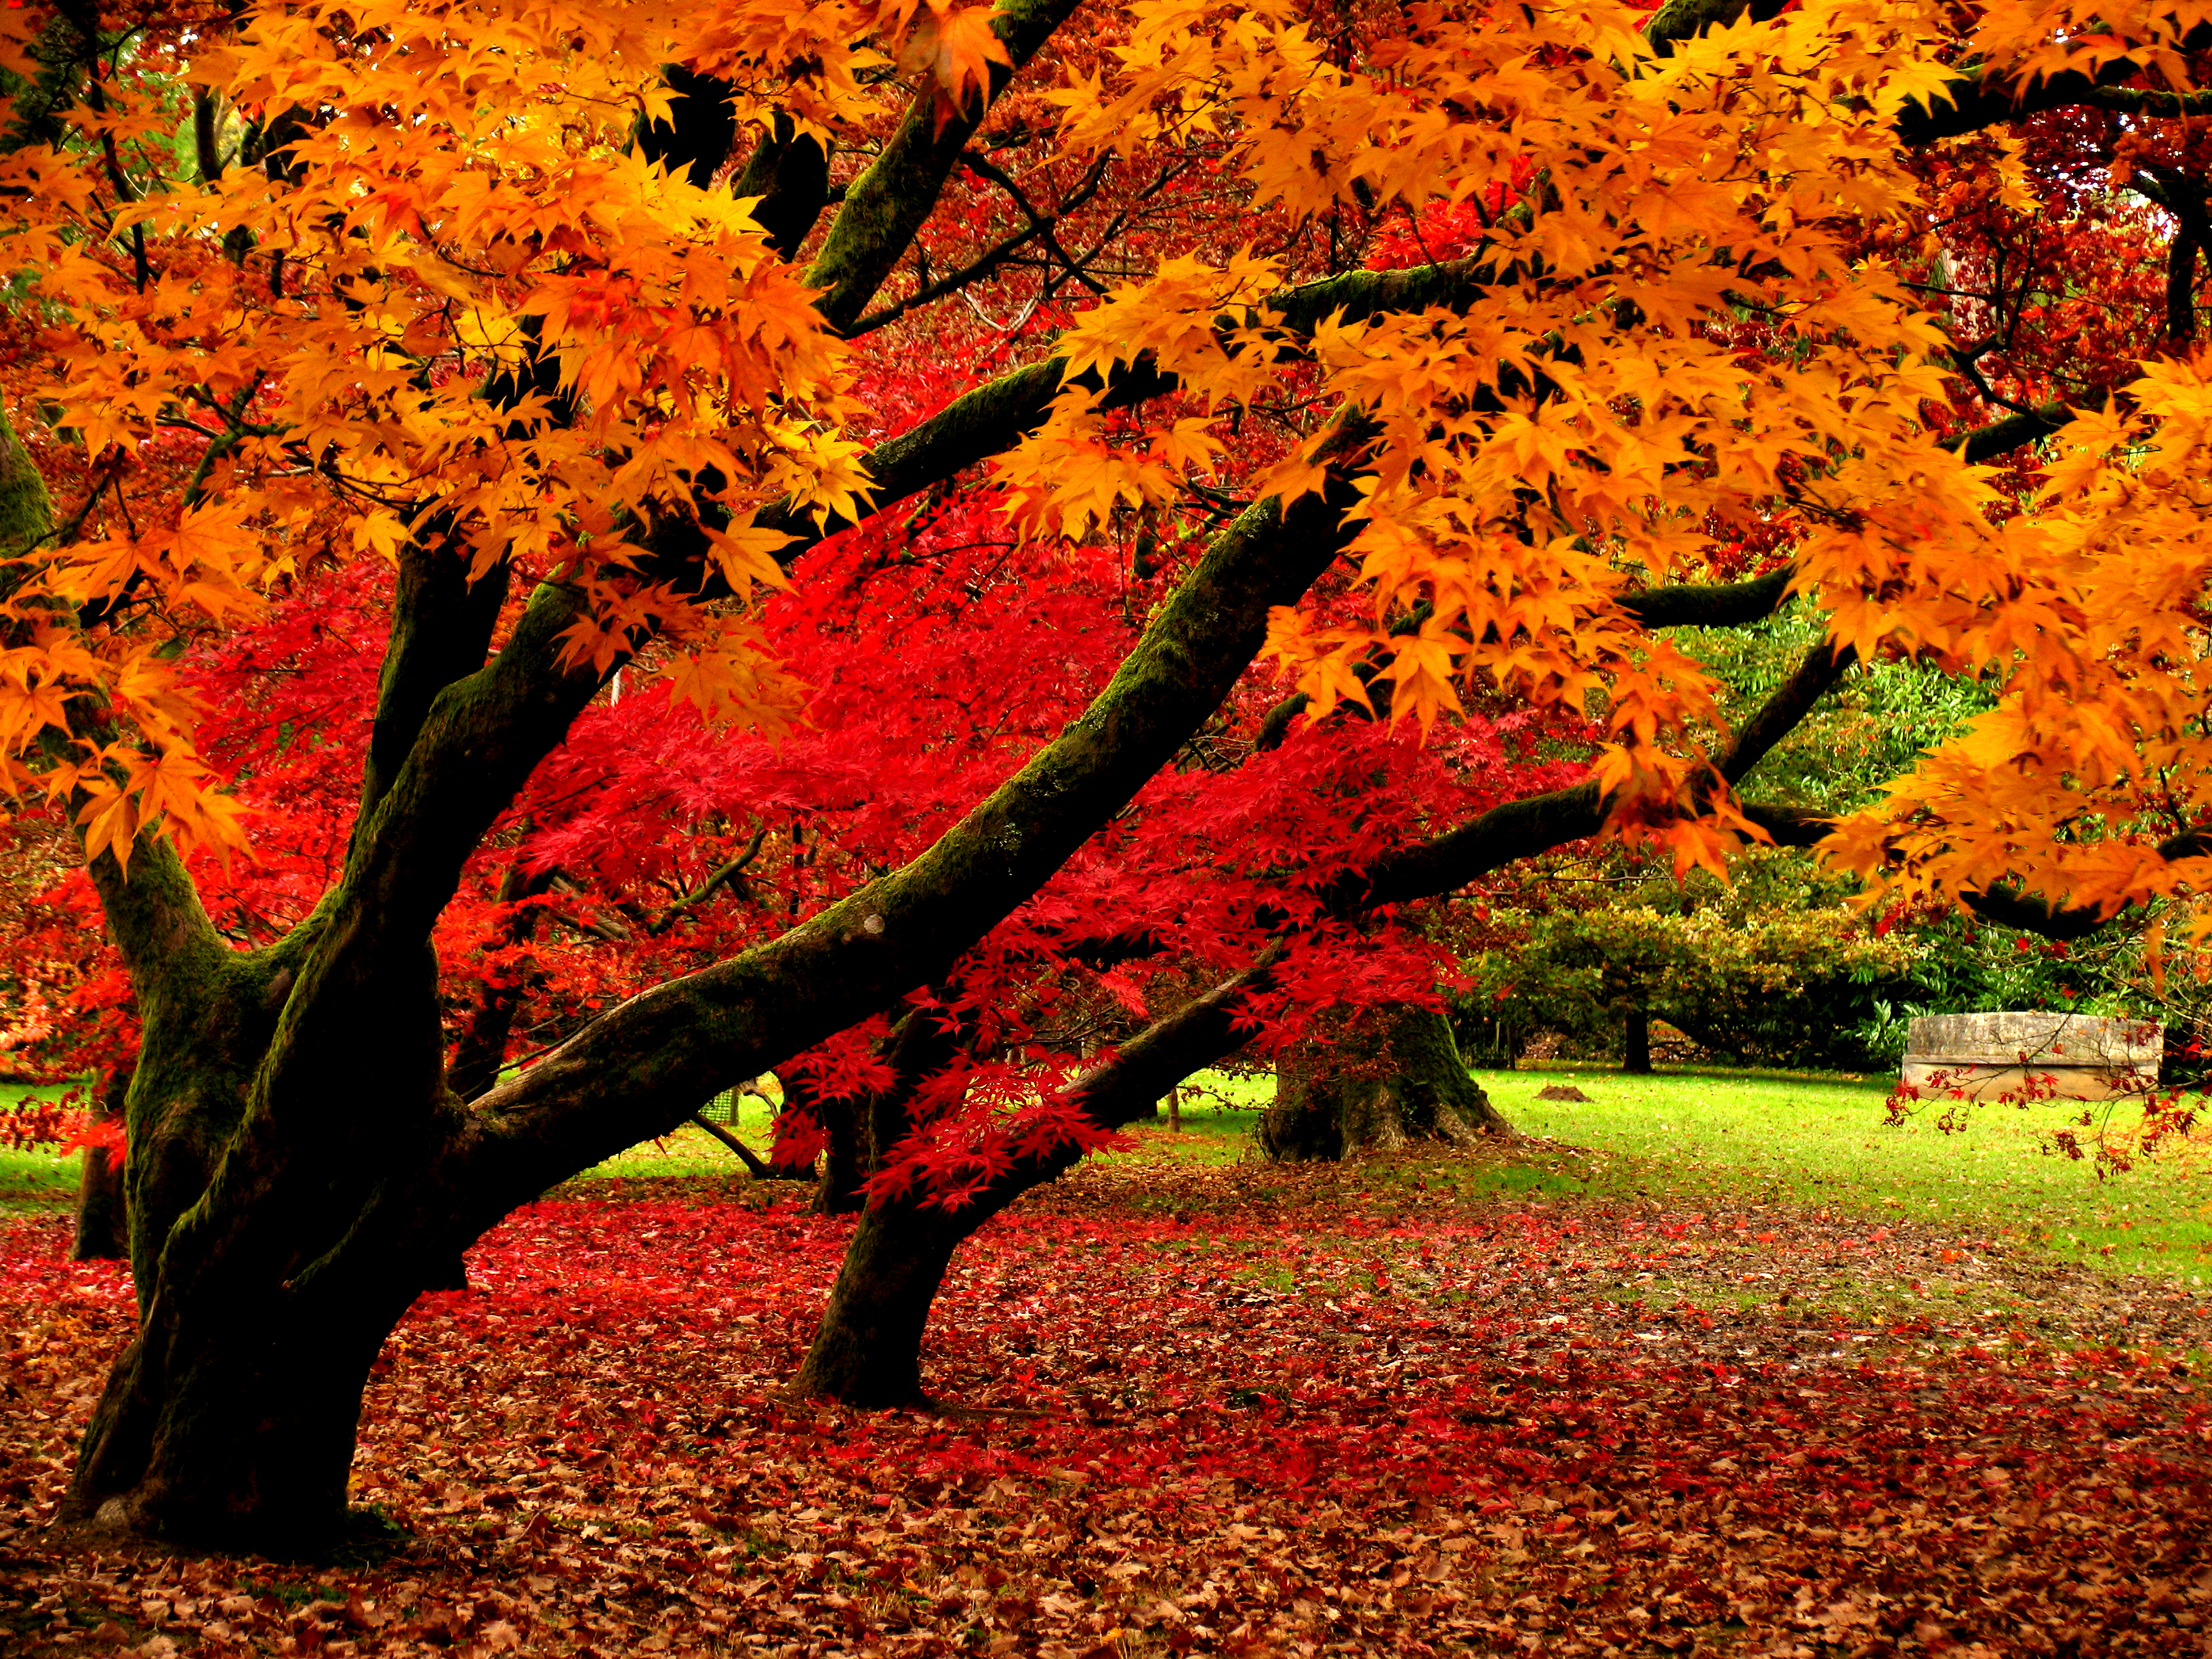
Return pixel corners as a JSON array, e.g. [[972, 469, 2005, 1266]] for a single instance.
[[1261, 1005, 1509, 1161], [0, 396, 52, 557]]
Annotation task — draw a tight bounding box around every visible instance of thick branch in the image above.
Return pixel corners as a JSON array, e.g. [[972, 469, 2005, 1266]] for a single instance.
[[805, 0, 1087, 333], [1639, 0, 2168, 148], [722, 253, 1502, 562], [731, 108, 833, 262], [1644, 0, 1790, 53], [356, 541, 513, 833], [1896, 59, 2146, 146], [1966, 830, 2212, 940], [1719, 640, 1856, 786], [907, 956, 1280, 1229], [1359, 782, 1605, 909], [1953, 403, 2069, 462], [634, 65, 742, 190], [1620, 565, 1793, 631], [436, 436, 1374, 1222], [1736, 802, 1833, 848]]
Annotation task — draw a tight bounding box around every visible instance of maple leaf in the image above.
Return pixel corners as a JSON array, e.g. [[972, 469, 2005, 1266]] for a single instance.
[[901, 2, 1012, 127]]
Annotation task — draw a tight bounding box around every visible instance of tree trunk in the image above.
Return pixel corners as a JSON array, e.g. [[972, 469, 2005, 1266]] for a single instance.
[[1259, 1045, 1348, 1160], [71, 1065, 131, 1263], [809, 1008, 956, 1216], [1624, 1005, 1653, 1074], [1386, 1005, 1513, 1139], [1261, 1004, 1509, 1160], [54, 831, 469, 1551], [811, 1090, 867, 1214], [789, 1201, 968, 1406], [446, 857, 557, 1104], [63, 1277, 409, 1551], [788, 966, 1271, 1406], [55, 962, 441, 1549]]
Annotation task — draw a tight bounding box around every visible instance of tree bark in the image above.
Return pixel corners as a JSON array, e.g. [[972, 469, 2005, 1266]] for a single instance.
[[1624, 1006, 1654, 1074], [65, 1268, 413, 1551], [70, 1065, 131, 1263], [1386, 1006, 1513, 1138], [1260, 1045, 1349, 1161], [790, 1202, 969, 1406], [1262, 1004, 1508, 1160], [809, 1087, 866, 1214], [56, 920, 452, 1550]]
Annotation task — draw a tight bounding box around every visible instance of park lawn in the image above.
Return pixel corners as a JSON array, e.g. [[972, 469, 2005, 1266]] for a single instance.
[[16, 1066, 2212, 1287], [1106, 1064, 2212, 1287], [0, 1083, 77, 1215], [1474, 1065, 2212, 1284]]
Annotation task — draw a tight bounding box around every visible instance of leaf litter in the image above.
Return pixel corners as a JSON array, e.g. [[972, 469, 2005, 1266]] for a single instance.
[[3, 1152, 2211, 1656]]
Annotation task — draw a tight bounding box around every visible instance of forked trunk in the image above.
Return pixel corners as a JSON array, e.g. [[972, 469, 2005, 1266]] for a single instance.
[[58, 859, 456, 1551]]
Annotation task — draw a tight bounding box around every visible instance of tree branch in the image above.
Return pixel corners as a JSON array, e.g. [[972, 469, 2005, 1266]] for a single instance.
[[805, 0, 1088, 333], [1618, 565, 1793, 631], [646, 825, 770, 936], [1719, 640, 1856, 787], [730, 108, 833, 262], [687, 1111, 812, 1180], [434, 425, 1377, 1222], [354, 540, 514, 836], [634, 65, 742, 190], [721, 251, 1504, 562], [1965, 830, 2212, 940], [1952, 402, 2069, 462]]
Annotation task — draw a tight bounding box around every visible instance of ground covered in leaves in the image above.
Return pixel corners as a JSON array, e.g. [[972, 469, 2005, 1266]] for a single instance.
[[5, 1152, 2212, 1657]]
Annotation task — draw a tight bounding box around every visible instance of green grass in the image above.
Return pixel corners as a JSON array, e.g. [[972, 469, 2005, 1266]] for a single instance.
[[1104, 1071, 1269, 1166], [1460, 1066, 2212, 1282], [0, 1082, 81, 1213], [571, 1096, 783, 1180], [13, 1063, 2212, 1294]]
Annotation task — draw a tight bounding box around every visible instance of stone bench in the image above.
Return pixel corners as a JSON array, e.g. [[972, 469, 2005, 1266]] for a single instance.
[[1901, 1012, 2162, 1101]]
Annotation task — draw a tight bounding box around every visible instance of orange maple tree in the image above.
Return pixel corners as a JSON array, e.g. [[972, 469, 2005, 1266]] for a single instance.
[[3, 0, 2212, 1547]]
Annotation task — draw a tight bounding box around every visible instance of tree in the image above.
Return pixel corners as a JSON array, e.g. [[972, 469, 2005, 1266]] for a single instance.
[[6, 0, 2212, 1551]]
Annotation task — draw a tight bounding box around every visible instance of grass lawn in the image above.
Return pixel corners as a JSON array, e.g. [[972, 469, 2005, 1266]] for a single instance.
[[1107, 1063, 2212, 1286], [0, 1082, 79, 1214], [1482, 1065, 2212, 1282], [14, 1063, 2212, 1285]]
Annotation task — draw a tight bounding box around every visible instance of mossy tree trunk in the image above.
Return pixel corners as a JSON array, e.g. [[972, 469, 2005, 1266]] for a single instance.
[[1260, 1004, 1509, 1162]]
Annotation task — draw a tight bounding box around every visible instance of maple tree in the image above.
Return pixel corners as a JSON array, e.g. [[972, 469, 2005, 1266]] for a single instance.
[[6, 0, 2212, 1552]]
